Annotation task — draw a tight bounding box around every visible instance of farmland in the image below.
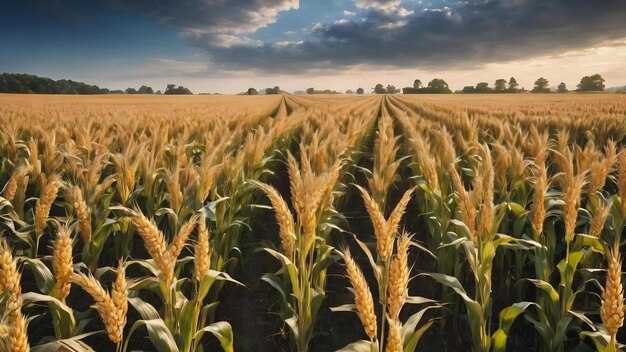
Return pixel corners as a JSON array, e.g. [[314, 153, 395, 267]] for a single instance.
[[1, 93, 626, 352]]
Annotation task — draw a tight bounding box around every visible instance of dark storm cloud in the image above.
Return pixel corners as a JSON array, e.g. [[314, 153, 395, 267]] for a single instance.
[[110, 0, 298, 34], [201, 0, 626, 73], [26, 0, 625, 73]]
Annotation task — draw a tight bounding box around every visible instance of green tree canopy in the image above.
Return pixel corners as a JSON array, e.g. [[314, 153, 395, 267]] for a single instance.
[[577, 74, 605, 91], [508, 77, 519, 92], [137, 85, 154, 94], [374, 84, 386, 94], [164, 84, 193, 95], [427, 78, 452, 93], [475, 82, 491, 93], [494, 79, 507, 92], [0, 73, 110, 94], [531, 77, 550, 93], [462, 86, 476, 93]]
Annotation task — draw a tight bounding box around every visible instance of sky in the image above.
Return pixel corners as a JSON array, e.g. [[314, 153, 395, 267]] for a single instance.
[[2, 0, 626, 94]]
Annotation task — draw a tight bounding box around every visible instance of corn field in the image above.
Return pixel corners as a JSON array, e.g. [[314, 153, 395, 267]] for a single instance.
[[1, 93, 626, 351]]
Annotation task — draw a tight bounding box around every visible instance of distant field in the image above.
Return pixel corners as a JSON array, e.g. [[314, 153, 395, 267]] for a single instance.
[[1, 93, 626, 352]]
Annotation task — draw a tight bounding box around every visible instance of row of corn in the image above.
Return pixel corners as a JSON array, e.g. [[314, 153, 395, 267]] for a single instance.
[[1, 94, 626, 351]]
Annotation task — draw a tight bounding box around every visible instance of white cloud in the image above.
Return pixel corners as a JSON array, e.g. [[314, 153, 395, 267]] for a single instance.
[[343, 10, 357, 16], [335, 19, 352, 25], [378, 20, 408, 29], [211, 34, 262, 48], [273, 40, 304, 48], [354, 0, 402, 11], [310, 22, 326, 32]]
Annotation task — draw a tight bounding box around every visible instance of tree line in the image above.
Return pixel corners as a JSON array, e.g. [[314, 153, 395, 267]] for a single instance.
[[457, 74, 605, 94], [0, 73, 193, 95], [1, 72, 611, 96]]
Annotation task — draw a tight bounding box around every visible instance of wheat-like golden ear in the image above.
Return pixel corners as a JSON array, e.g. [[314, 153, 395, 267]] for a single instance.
[[70, 186, 92, 243], [588, 156, 614, 197], [71, 272, 123, 344], [531, 160, 548, 241], [0, 241, 29, 352], [34, 174, 61, 235], [478, 144, 495, 242], [287, 152, 305, 222], [0, 242, 18, 297], [492, 143, 509, 191], [4, 166, 30, 203], [7, 310, 29, 352], [199, 163, 223, 202], [589, 203, 611, 238], [250, 180, 295, 258], [601, 249, 624, 349], [169, 215, 198, 260], [564, 174, 586, 241], [619, 151, 626, 217], [52, 224, 73, 301], [112, 259, 128, 330], [434, 128, 457, 170], [387, 233, 410, 319], [409, 134, 439, 189], [385, 188, 414, 246], [344, 251, 378, 342], [130, 211, 173, 285], [194, 217, 211, 282], [450, 165, 476, 240], [356, 185, 388, 260], [385, 318, 403, 352]]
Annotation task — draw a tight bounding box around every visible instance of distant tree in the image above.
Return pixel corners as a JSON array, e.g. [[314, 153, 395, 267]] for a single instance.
[[164, 84, 193, 95], [557, 82, 568, 93], [577, 74, 605, 91], [304, 88, 340, 94], [508, 77, 519, 92], [346, 89, 353, 94], [374, 84, 386, 94], [426, 78, 452, 93], [0, 73, 112, 94], [247, 88, 258, 95], [531, 77, 550, 93], [386, 85, 397, 94], [356, 88, 364, 94], [125, 88, 138, 94], [155, 90, 162, 94], [494, 79, 507, 92], [265, 87, 282, 95], [413, 79, 422, 89], [137, 85, 154, 94], [475, 82, 491, 93], [461, 86, 476, 93]]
